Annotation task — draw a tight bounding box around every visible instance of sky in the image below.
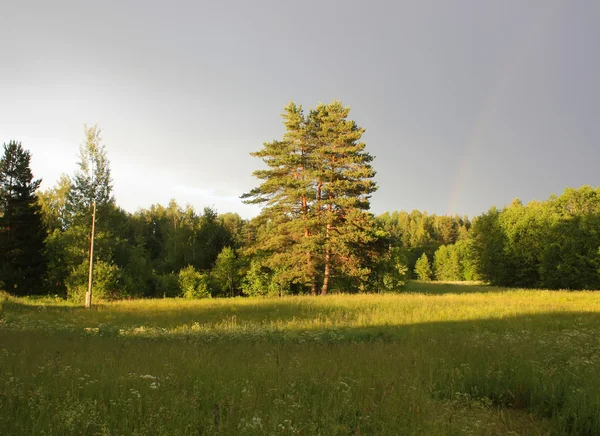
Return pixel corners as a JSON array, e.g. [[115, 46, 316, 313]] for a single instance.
[[1, 0, 599, 219]]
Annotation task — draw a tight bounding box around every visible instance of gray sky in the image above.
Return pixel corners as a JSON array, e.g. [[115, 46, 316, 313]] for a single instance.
[[1, 0, 598, 219]]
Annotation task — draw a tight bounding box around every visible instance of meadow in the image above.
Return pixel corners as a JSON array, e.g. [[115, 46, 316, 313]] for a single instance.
[[2, 282, 600, 435]]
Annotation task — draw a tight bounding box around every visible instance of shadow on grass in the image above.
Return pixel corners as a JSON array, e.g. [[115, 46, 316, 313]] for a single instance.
[[3, 311, 600, 435]]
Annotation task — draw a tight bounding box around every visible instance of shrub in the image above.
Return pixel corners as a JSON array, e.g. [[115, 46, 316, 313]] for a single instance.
[[152, 272, 180, 298], [65, 260, 125, 303], [178, 266, 211, 299], [241, 260, 280, 297]]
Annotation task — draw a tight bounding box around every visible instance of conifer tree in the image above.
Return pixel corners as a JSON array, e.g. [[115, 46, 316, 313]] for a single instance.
[[308, 101, 378, 294], [414, 253, 432, 281], [0, 141, 47, 294], [244, 100, 378, 295], [242, 102, 318, 293]]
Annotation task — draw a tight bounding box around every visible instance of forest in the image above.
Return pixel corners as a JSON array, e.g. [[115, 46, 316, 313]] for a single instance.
[[1, 101, 600, 300]]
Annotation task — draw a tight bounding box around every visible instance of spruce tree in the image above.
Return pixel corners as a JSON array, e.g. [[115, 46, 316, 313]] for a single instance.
[[414, 253, 432, 281], [0, 141, 47, 294]]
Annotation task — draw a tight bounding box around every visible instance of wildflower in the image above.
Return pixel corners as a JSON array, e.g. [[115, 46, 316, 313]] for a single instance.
[[140, 374, 158, 380]]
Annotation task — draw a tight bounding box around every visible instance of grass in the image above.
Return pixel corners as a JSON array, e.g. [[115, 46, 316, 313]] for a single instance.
[[2, 283, 600, 435]]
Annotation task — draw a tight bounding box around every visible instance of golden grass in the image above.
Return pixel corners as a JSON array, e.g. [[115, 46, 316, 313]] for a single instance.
[[2, 282, 600, 434]]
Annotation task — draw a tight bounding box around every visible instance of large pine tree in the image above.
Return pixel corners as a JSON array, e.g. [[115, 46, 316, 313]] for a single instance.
[[309, 101, 378, 294], [242, 102, 318, 293], [0, 141, 47, 294], [244, 100, 378, 294]]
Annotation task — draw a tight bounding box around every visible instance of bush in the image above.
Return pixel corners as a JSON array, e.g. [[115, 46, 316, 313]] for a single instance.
[[178, 266, 211, 299], [241, 260, 280, 297], [152, 272, 180, 298], [65, 260, 126, 303]]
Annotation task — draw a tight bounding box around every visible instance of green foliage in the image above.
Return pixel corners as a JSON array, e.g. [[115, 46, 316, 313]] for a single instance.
[[212, 247, 241, 297], [243, 101, 378, 295], [65, 125, 114, 221], [0, 140, 47, 295], [414, 253, 432, 281], [369, 246, 409, 293], [240, 259, 280, 297], [471, 186, 600, 289], [151, 272, 180, 298], [455, 239, 480, 281], [432, 242, 479, 282], [375, 211, 471, 274], [433, 245, 461, 281], [178, 265, 211, 299], [8, 116, 600, 300], [66, 260, 125, 302], [38, 174, 71, 232]]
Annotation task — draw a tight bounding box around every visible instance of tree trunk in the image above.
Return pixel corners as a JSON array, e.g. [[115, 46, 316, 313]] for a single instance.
[[302, 193, 316, 296], [85, 201, 96, 308], [308, 251, 317, 296], [321, 222, 331, 295], [321, 249, 330, 295], [321, 190, 333, 296]]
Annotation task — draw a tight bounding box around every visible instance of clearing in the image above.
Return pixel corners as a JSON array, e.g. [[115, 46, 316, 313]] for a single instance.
[[2, 282, 599, 435]]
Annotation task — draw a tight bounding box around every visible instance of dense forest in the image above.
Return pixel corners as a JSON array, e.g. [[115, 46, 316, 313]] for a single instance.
[[1, 102, 599, 300]]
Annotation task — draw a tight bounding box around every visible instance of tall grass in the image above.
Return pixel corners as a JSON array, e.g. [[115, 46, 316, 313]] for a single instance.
[[2, 283, 600, 434]]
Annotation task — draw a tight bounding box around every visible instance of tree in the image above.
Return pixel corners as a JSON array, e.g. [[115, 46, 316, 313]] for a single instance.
[[308, 101, 378, 294], [243, 101, 378, 295], [369, 244, 409, 293], [66, 125, 114, 221], [38, 174, 71, 232], [454, 239, 479, 281], [212, 246, 241, 297], [468, 186, 600, 289], [433, 245, 461, 281], [240, 258, 280, 297], [470, 207, 509, 285], [0, 141, 47, 294], [62, 125, 117, 303], [65, 259, 124, 302], [242, 102, 319, 294], [178, 265, 211, 299], [414, 253, 432, 281]]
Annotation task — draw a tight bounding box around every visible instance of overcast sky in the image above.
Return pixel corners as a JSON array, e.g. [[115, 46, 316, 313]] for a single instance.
[[1, 0, 598, 219]]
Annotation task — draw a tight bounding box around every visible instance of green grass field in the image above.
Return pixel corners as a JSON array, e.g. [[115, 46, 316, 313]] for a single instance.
[[2, 282, 600, 435]]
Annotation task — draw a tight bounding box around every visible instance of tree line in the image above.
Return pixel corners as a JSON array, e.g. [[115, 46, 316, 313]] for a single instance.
[[1, 102, 599, 299]]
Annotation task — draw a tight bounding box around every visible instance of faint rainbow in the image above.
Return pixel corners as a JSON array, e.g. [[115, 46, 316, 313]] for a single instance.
[[446, 0, 563, 215]]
